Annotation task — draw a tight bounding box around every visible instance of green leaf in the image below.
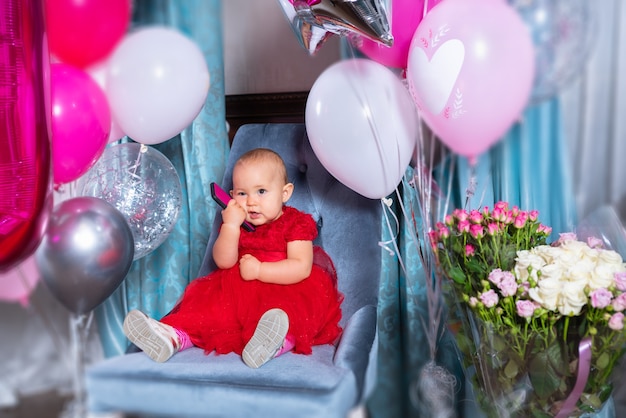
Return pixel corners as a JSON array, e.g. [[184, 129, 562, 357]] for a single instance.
[[449, 267, 466, 284], [504, 359, 519, 379], [528, 344, 565, 399], [490, 336, 510, 360], [466, 257, 485, 275], [595, 352, 610, 370]]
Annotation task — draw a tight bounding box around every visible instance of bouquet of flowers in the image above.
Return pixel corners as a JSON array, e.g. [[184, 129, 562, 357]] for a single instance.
[[429, 201, 626, 417]]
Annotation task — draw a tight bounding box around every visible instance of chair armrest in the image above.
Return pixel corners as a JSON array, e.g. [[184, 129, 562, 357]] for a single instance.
[[333, 304, 377, 397]]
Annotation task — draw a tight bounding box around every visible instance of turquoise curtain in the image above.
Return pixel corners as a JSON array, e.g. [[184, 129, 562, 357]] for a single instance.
[[367, 98, 580, 417], [95, 0, 229, 358]]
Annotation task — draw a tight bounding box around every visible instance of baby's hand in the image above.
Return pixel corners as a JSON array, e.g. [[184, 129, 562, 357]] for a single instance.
[[239, 254, 261, 281], [221, 199, 247, 228]]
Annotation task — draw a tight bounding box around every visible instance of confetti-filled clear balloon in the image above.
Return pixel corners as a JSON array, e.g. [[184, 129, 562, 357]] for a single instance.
[[79, 143, 182, 260]]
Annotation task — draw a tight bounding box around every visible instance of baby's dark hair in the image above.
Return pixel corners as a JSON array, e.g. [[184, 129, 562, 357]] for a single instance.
[[236, 148, 288, 184]]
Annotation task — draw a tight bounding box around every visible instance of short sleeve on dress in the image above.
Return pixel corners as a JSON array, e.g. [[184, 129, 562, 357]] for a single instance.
[[282, 206, 318, 243]]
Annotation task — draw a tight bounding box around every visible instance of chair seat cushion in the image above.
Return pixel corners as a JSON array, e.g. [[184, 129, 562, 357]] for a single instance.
[[86, 304, 378, 417], [87, 346, 356, 417]]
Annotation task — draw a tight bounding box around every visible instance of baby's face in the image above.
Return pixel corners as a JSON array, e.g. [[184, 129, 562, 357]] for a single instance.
[[231, 160, 289, 226]]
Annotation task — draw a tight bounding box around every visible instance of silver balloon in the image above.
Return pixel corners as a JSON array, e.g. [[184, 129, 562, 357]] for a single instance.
[[277, 0, 334, 55], [79, 142, 182, 260], [277, 0, 392, 56], [35, 197, 134, 315], [510, 0, 595, 103]]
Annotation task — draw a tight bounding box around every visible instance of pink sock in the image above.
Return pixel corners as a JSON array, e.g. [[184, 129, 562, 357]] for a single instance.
[[175, 328, 194, 351], [274, 334, 295, 358]]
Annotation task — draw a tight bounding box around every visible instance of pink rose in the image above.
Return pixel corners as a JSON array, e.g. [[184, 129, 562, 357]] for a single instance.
[[586, 236, 604, 249], [427, 231, 439, 250], [494, 201, 508, 211], [498, 272, 518, 297], [537, 224, 552, 236], [609, 312, 625, 331], [492, 207, 506, 222], [469, 224, 484, 239], [437, 224, 450, 239], [480, 289, 499, 308], [453, 209, 469, 221], [469, 210, 483, 224], [487, 222, 500, 236], [612, 293, 626, 311], [488, 269, 505, 285], [458, 220, 470, 233], [516, 300, 537, 318], [465, 244, 475, 257], [614, 272, 626, 292], [590, 288, 613, 309], [513, 213, 527, 229], [557, 232, 577, 245]]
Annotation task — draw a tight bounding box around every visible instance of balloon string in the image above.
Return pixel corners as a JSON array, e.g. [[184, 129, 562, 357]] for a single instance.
[[62, 312, 92, 418], [16, 264, 35, 308], [464, 165, 477, 210], [128, 144, 148, 181], [379, 196, 408, 275]]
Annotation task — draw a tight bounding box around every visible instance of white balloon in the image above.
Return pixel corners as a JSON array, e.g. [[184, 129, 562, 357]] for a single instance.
[[305, 59, 418, 199], [105, 26, 210, 145], [87, 60, 127, 143]]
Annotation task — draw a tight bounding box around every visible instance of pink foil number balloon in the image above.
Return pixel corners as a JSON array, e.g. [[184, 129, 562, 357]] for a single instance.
[[0, 0, 53, 272], [406, 0, 535, 163], [359, 0, 442, 69]]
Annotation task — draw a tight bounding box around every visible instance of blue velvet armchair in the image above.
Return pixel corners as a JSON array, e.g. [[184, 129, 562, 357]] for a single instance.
[[85, 123, 383, 417]]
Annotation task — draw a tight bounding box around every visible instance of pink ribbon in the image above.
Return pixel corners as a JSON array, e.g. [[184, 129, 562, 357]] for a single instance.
[[555, 337, 593, 418], [288, 0, 321, 5]]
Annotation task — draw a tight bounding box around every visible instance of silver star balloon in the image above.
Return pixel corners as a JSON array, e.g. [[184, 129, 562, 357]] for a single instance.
[[277, 0, 392, 55]]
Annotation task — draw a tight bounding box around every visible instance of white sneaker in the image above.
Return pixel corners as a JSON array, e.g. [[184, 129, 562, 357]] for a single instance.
[[242, 308, 289, 369], [123, 310, 180, 363]]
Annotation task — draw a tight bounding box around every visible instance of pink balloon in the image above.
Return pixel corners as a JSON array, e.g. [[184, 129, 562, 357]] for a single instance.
[[0, 256, 40, 307], [51, 63, 111, 185], [406, 0, 535, 162], [0, 0, 53, 273], [359, 0, 442, 69], [46, 0, 131, 68]]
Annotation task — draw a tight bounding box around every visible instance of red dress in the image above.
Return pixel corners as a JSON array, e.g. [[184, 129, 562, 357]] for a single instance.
[[161, 206, 343, 355]]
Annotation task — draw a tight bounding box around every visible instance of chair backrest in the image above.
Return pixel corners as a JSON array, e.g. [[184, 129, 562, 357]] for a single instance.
[[198, 124, 382, 325]]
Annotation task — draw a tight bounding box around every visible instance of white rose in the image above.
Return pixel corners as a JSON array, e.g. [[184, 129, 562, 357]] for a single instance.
[[540, 263, 564, 281], [560, 239, 588, 254], [598, 248, 624, 266], [590, 264, 620, 290], [528, 276, 561, 311], [568, 268, 592, 287], [558, 280, 588, 316], [532, 246, 557, 264], [581, 245, 599, 262], [554, 246, 582, 267], [515, 251, 545, 282]]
